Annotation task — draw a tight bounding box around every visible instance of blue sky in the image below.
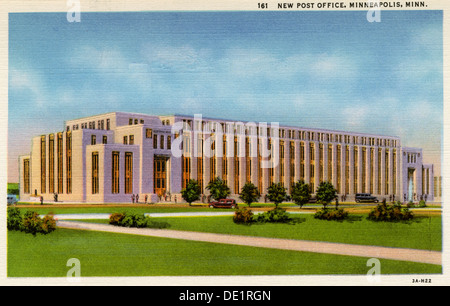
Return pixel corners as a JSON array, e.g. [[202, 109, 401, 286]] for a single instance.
[[8, 10, 443, 182]]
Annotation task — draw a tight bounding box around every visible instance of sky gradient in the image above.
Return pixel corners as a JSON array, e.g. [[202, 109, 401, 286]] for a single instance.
[[8, 10, 443, 182]]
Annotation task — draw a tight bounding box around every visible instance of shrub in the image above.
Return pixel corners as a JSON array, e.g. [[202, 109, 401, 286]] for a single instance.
[[109, 212, 125, 226], [233, 207, 254, 224], [40, 214, 57, 234], [407, 201, 415, 208], [109, 212, 170, 229], [368, 201, 414, 222], [314, 208, 349, 221], [418, 200, 427, 208], [254, 207, 292, 223], [7, 207, 23, 231]]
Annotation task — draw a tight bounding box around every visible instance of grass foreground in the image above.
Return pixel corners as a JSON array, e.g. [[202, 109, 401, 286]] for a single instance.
[[7, 228, 441, 277]]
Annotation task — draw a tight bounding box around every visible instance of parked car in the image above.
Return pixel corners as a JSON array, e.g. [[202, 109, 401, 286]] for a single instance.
[[7, 194, 18, 205], [355, 193, 379, 203], [209, 198, 237, 209]]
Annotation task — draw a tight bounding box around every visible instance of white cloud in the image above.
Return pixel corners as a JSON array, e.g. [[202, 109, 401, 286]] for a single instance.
[[9, 68, 46, 107]]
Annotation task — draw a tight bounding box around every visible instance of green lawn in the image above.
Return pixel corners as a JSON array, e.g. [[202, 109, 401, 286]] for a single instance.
[[84, 213, 442, 251], [7, 228, 441, 277]]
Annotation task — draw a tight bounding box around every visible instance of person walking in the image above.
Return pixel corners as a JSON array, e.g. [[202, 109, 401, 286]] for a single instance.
[[131, 194, 135, 203]]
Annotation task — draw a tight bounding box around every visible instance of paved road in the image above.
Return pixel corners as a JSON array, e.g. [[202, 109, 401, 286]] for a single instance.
[[57, 220, 441, 266]]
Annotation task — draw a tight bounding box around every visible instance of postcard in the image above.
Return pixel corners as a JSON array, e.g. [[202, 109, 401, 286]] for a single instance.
[[1, 0, 449, 290]]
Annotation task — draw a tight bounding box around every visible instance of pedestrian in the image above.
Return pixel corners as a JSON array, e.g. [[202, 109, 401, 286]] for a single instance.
[[131, 194, 135, 203], [335, 197, 339, 209], [145, 194, 148, 204], [136, 194, 139, 203], [40, 196, 43, 205]]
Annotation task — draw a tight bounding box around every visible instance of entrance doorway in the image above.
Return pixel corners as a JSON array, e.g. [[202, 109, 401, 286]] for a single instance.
[[154, 156, 168, 197], [407, 168, 415, 202]]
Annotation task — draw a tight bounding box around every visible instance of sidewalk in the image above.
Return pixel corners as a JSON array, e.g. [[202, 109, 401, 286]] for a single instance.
[[57, 220, 441, 266]]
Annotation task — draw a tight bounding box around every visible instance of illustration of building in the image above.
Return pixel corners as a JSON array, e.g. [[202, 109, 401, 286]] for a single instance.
[[18, 111, 434, 203]]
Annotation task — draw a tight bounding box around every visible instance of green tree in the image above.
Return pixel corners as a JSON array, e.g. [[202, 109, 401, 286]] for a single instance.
[[181, 179, 201, 206], [206, 177, 231, 201], [290, 180, 311, 208], [316, 181, 337, 209], [239, 182, 260, 207], [267, 182, 287, 207]]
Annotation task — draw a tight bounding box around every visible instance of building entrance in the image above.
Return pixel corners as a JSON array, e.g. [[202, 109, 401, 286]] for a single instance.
[[407, 168, 415, 202], [154, 156, 168, 197]]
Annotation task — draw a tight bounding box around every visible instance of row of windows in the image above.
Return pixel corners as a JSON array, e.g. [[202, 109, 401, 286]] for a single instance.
[[181, 142, 399, 195], [69, 118, 111, 131], [129, 118, 145, 125], [33, 133, 71, 195], [180, 119, 399, 148], [91, 135, 108, 145]]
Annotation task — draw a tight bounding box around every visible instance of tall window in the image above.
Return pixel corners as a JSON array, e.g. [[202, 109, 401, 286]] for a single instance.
[[198, 136, 204, 192], [362, 147, 367, 193], [125, 152, 133, 194], [246, 137, 251, 183], [300, 142, 305, 180], [49, 134, 54, 194], [129, 135, 134, 145], [146, 128, 153, 138], [327, 144, 332, 183], [354, 147, 358, 193], [160, 135, 164, 149], [66, 132, 72, 194], [40, 136, 46, 194], [319, 143, 324, 184], [153, 136, 158, 149], [23, 159, 30, 194], [345, 145, 349, 195], [167, 136, 171, 150], [222, 135, 228, 186], [309, 142, 315, 192], [103, 135, 108, 144], [290, 141, 295, 191], [91, 135, 96, 145], [234, 136, 239, 192], [370, 148, 374, 194], [211, 138, 216, 180], [92, 152, 99, 194], [385, 149, 389, 195], [393, 149, 397, 194], [378, 148, 382, 194], [112, 151, 120, 194], [57, 133, 63, 193], [258, 138, 262, 192], [337, 145, 341, 193], [279, 140, 285, 187]]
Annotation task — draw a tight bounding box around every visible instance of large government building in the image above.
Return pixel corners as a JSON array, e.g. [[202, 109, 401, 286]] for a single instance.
[[18, 111, 435, 203]]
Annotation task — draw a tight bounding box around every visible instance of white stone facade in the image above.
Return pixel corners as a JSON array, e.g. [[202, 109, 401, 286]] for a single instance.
[[18, 112, 434, 203]]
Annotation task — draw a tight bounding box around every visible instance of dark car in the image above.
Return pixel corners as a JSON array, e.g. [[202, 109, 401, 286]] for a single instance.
[[355, 193, 379, 203], [209, 198, 237, 209]]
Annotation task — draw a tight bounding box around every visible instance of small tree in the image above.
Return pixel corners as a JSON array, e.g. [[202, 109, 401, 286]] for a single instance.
[[267, 183, 287, 207], [316, 181, 337, 209], [181, 179, 201, 206], [239, 182, 260, 207], [290, 180, 311, 208], [206, 177, 231, 201]]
